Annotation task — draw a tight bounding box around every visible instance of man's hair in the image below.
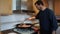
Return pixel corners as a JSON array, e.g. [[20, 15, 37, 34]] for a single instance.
[[35, 1, 44, 5]]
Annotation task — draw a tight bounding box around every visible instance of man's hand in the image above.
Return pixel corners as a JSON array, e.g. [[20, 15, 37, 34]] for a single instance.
[[52, 31, 56, 34], [27, 17, 35, 20]]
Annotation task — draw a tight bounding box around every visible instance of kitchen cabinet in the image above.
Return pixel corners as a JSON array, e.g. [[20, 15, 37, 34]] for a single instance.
[[53, 0, 60, 16], [0, 0, 12, 15]]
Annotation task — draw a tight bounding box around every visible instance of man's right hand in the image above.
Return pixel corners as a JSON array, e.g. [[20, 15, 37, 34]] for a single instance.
[[26, 17, 36, 20]]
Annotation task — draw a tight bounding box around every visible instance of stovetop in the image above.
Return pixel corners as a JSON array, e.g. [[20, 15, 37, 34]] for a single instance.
[[13, 28, 34, 34]]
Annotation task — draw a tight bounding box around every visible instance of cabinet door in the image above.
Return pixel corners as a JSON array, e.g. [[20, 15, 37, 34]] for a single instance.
[[27, 0, 33, 10], [54, 0, 60, 16], [0, 0, 12, 15], [33, 0, 39, 14]]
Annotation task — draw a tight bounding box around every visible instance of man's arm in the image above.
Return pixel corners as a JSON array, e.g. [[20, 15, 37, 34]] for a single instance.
[[27, 12, 40, 20], [27, 16, 36, 20]]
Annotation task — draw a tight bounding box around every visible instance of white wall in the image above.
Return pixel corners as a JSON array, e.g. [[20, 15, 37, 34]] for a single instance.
[[12, 0, 16, 10], [12, 0, 28, 10]]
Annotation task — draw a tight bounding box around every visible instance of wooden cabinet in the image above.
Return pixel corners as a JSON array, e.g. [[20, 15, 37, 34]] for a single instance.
[[33, 0, 39, 14], [54, 0, 60, 16], [27, 0, 33, 10], [0, 0, 12, 15]]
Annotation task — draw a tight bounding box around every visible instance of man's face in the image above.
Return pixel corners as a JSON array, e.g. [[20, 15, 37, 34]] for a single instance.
[[35, 4, 41, 10]]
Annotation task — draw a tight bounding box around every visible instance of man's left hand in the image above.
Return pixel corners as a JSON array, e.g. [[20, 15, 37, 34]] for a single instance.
[[52, 31, 56, 34]]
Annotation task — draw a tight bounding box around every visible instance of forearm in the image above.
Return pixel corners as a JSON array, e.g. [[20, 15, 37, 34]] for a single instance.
[[29, 16, 36, 20], [27, 16, 36, 21], [52, 30, 56, 34]]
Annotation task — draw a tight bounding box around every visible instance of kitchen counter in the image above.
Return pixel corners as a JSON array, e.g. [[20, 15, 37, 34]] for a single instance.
[[1, 29, 19, 34]]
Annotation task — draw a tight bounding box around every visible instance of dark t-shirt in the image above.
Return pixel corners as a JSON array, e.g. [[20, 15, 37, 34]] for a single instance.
[[36, 8, 58, 31]]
